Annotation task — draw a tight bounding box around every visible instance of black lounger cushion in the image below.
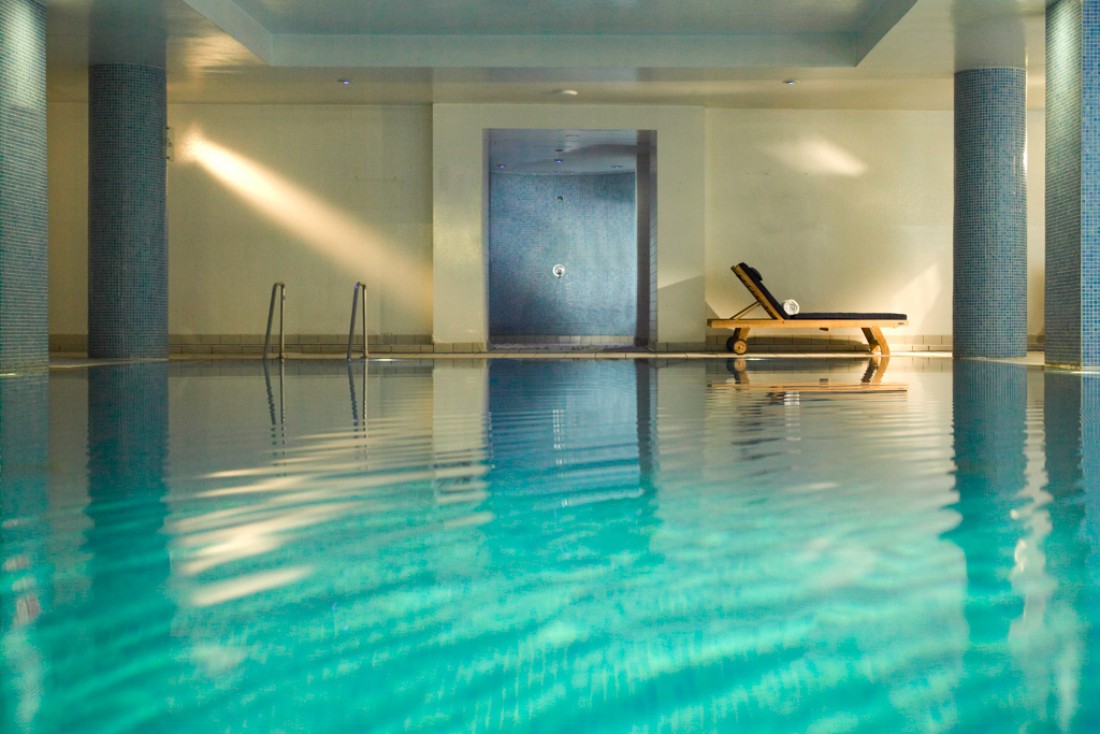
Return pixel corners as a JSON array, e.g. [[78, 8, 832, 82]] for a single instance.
[[737, 262, 906, 321], [793, 312, 908, 321]]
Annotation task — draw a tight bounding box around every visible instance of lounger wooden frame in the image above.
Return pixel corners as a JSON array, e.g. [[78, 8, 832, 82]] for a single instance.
[[707, 264, 908, 355]]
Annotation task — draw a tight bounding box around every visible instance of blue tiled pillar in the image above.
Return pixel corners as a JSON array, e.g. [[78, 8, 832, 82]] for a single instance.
[[0, 0, 47, 372], [1046, 0, 1100, 368], [953, 68, 1028, 359], [88, 64, 167, 359]]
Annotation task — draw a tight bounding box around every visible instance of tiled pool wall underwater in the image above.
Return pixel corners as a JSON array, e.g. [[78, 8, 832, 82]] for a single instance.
[[4, 356, 1100, 730]]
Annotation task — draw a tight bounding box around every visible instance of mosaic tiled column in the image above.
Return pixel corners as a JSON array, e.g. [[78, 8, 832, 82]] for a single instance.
[[88, 64, 167, 359], [1046, 0, 1100, 368], [953, 68, 1028, 359], [0, 0, 48, 372]]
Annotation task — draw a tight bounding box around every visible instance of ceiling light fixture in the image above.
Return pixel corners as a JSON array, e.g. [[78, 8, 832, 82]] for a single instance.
[[551, 89, 579, 97], [783, 79, 797, 86], [338, 78, 351, 86]]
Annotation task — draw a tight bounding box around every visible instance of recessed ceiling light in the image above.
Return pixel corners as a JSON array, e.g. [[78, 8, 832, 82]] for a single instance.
[[783, 79, 797, 86], [338, 78, 351, 85], [555, 159, 563, 164], [551, 89, 579, 97]]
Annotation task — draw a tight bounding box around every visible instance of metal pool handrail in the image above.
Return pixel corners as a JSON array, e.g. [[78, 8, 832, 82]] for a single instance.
[[263, 281, 286, 361], [347, 281, 368, 360]]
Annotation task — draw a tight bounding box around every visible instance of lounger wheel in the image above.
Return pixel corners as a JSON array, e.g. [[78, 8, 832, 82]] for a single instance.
[[725, 336, 748, 355]]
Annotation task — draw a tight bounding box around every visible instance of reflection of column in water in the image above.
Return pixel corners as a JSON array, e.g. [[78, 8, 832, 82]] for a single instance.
[[950, 361, 1027, 637], [1042, 373, 1097, 729], [947, 361, 1029, 719], [77, 364, 175, 728], [0, 374, 49, 732]]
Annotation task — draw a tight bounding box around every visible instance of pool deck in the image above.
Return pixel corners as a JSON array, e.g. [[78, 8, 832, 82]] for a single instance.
[[46, 350, 1061, 368]]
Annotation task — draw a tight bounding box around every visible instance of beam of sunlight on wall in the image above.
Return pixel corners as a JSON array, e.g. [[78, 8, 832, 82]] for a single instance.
[[766, 135, 869, 177], [180, 128, 430, 311]]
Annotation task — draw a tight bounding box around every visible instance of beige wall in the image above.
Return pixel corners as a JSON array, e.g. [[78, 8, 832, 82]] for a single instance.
[[47, 102, 1046, 346], [705, 108, 1046, 341], [47, 103, 89, 335], [48, 103, 433, 338]]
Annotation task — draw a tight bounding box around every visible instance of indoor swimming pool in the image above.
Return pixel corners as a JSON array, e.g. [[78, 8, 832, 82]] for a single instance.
[[1, 357, 1098, 732]]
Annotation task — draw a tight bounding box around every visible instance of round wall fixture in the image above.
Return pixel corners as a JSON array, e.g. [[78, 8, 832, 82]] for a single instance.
[[552, 264, 565, 278]]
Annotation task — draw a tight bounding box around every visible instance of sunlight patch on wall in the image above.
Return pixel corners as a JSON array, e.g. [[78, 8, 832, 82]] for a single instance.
[[180, 128, 429, 309], [766, 135, 868, 177], [893, 261, 943, 332]]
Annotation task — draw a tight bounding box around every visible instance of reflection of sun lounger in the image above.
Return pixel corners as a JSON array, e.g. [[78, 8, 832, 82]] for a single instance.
[[708, 263, 908, 355], [711, 356, 908, 397]]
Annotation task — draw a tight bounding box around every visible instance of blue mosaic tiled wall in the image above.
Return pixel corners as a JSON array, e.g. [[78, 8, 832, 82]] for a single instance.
[[953, 68, 1027, 359], [1087, 0, 1100, 367], [88, 64, 168, 359], [1046, 0, 1100, 367], [0, 0, 48, 372], [488, 172, 637, 339]]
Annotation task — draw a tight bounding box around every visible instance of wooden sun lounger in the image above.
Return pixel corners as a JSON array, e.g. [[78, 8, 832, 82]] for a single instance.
[[707, 263, 908, 355]]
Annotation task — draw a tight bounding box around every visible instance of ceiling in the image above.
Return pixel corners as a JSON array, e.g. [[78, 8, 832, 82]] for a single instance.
[[45, 0, 1050, 110]]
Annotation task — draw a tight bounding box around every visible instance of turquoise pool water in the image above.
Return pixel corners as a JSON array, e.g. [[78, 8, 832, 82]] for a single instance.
[[1, 357, 1098, 732]]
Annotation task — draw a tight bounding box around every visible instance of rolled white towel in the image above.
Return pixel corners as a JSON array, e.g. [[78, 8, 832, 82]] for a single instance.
[[782, 299, 800, 316]]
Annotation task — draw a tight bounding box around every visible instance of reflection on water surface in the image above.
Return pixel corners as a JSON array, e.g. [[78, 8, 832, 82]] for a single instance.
[[1, 357, 1098, 732]]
